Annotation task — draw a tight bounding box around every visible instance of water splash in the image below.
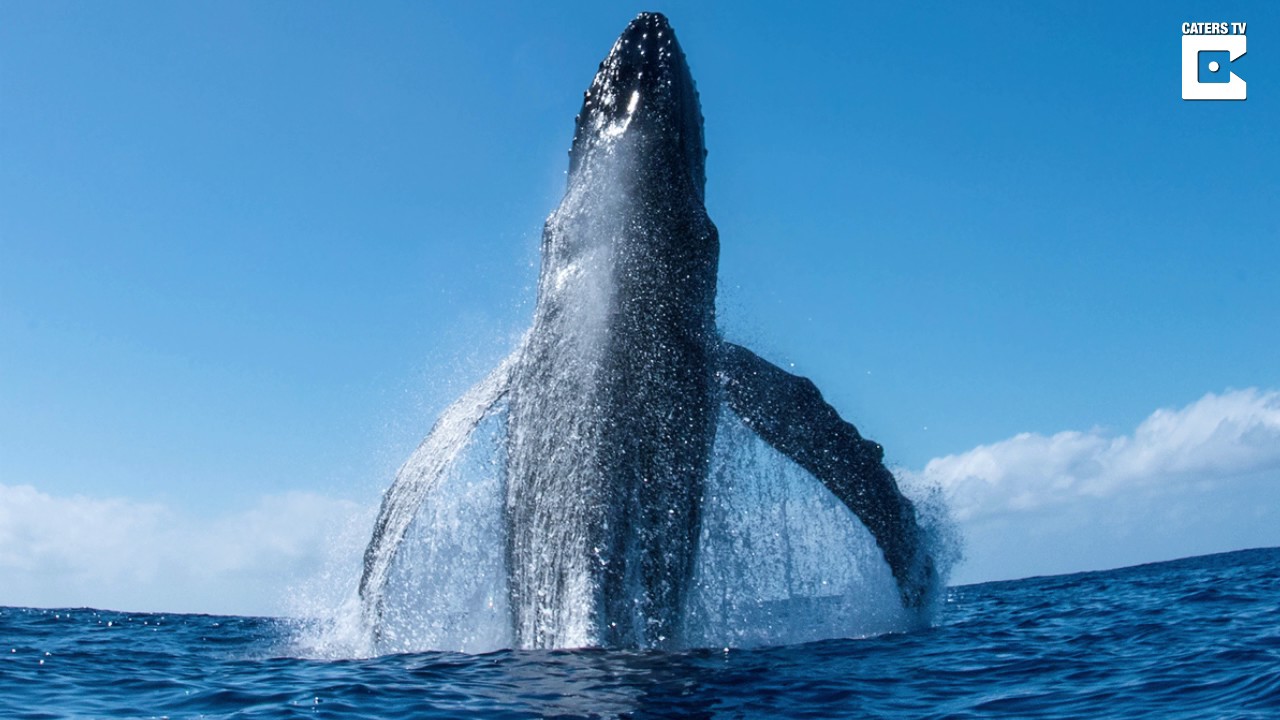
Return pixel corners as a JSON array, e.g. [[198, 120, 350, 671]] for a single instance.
[[685, 410, 915, 647], [377, 406, 512, 654], [292, 399, 955, 656]]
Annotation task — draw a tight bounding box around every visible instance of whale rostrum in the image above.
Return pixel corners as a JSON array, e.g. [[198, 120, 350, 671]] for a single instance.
[[359, 12, 936, 650]]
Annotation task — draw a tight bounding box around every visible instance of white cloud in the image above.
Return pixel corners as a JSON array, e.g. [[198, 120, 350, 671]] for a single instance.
[[0, 485, 372, 616], [907, 388, 1280, 584]]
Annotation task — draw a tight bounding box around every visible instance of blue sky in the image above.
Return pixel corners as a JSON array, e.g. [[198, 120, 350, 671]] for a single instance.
[[2, 2, 1278, 614]]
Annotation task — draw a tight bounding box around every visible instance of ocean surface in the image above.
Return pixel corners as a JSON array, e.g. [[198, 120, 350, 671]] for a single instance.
[[3, 547, 1278, 719]]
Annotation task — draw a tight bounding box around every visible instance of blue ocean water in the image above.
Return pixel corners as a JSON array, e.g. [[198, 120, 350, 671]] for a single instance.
[[3, 548, 1278, 719]]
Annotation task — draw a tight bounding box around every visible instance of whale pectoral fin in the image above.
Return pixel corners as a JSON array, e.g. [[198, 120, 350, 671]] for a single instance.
[[716, 342, 935, 609], [359, 345, 523, 629]]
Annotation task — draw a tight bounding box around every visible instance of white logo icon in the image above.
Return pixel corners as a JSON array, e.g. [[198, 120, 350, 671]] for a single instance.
[[1183, 34, 1246, 101]]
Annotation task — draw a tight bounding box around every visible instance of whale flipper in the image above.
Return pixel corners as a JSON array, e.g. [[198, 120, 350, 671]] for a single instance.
[[360, 346, 523, 628], [716, 342, 934, 609]]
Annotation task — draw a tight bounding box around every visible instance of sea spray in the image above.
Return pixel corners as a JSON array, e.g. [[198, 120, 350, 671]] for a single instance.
[[685, 410, 914, 647], [378, 406, 512, 654], [292, 398, 955, 656]]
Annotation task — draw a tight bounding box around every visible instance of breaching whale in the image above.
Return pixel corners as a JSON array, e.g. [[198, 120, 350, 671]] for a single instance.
[[360, 12, 935, 649]]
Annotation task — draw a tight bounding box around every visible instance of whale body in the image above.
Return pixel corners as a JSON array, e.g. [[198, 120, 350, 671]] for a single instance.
[[360, 12, 935, 650]]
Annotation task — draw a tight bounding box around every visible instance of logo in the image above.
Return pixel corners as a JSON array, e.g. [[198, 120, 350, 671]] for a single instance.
[[1183, 22, 1247, 100]]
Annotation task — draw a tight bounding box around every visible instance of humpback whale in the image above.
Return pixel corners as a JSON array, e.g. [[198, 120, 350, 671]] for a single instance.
[[360, 12, 935, 650]]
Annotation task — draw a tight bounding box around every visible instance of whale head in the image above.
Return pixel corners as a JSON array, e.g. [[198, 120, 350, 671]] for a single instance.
[[567, 12, 707, 202], [540, 12, 719, 350]]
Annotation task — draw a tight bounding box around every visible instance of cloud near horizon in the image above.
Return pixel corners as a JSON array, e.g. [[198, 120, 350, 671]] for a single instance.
[[3, 389, 1279, 614], [906, 388, 1280, 583], [0, 485, 371, 616]]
